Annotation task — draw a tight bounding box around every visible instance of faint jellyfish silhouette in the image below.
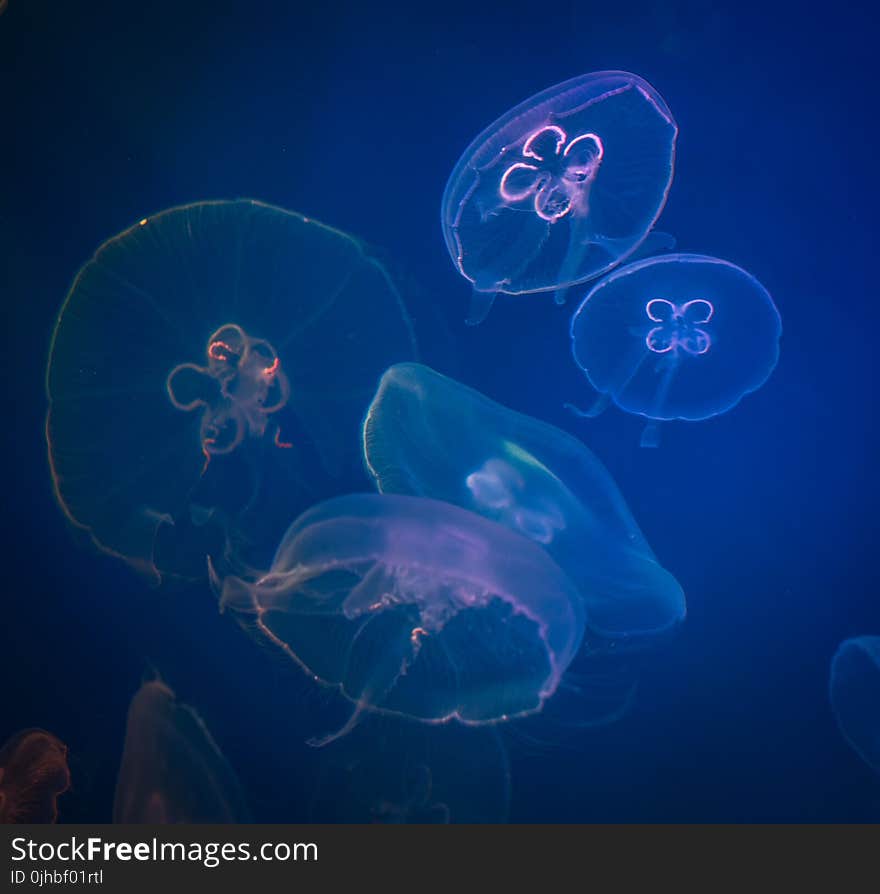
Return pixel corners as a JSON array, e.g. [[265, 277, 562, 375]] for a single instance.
[[211, 493, 585, 744], [441, 71, 678, 323], [309, 719, 510, 823], [0, 729, 70, 823], [830, 637, 880, 775], [113, 679, 250, 823], [363, 364, 684, 644], [371, 765, 450, 824], [46, 199, 418, 582], [568, 253, 781, 446]]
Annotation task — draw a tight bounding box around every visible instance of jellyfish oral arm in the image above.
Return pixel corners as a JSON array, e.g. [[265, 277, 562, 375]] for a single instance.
[[563, 393, 612, 418], [465, 288, 498, 327]]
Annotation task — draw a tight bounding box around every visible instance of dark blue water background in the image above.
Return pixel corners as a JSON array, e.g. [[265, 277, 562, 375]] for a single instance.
[[1, 0, 877, 821]]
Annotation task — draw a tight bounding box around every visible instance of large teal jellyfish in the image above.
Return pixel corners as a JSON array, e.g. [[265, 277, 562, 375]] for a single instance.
[[362, 363, 684, 643], [113, 680, 250, 823], [441, 71, 677, 322], [46, 200, 417, 581], [212, 493, 585, 743], [829, 636, 880, 775]]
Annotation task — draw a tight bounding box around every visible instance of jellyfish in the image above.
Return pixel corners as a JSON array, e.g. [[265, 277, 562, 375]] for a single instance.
[[0, 729, 70, 823], [212, 493, 585, 744], [441, 71, 677, 323], [829, 637, 880, 776], [363, 363, 684, 643], [46, 199, 418, 582], [309, 720, 510, 823], [569, 253, 781, 445], [113, 679, 250, 823]]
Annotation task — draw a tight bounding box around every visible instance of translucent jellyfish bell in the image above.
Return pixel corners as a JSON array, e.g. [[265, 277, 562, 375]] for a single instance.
[[569, 253, 781, 440], [113, 680, 250, 823], [829, 637, 880, 775], [441, 71, 678, 323], [46, 200, 417, 581], [363, 363, 684, 643], [213, 493, 585, 744], [0, 729, 70, 823]]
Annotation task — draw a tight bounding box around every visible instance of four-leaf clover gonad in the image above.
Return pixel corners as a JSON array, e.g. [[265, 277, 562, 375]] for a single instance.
[[644, 298, 714, 355], [499, 125, 605, 222]]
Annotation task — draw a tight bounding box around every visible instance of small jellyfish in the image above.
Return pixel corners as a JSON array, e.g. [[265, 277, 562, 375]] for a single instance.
[[362, 363, 684, 643], [113, 679, 250, 823], [212, 493, 585, 743], [441, 71, 677, 323], [569, 253, 781, 443], [46, 200, 417, 581], [829, 637, 880, 775], [309, 720, 510, 823], [370, 764, 450, 824], [0, 729, 70, 823]]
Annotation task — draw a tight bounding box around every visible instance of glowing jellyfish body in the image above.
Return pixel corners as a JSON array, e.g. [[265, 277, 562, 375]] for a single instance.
[[0, 729, 70, 823], [363, 364, 684, 642], [214, 493, 585, 741], [46, 200, 417, 581], [113, 680, 250, 823], [441, 71, 677, 323], [829, 637, 880, 775], [570, 254, 781, 429]]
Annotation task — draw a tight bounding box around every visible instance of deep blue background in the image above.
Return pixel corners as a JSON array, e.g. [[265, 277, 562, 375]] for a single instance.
[[2, 0, 877, 822]]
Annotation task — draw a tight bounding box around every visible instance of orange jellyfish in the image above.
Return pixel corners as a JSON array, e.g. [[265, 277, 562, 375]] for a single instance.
[[0, 729, 70, 823], [113, 680, 249, 823]]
